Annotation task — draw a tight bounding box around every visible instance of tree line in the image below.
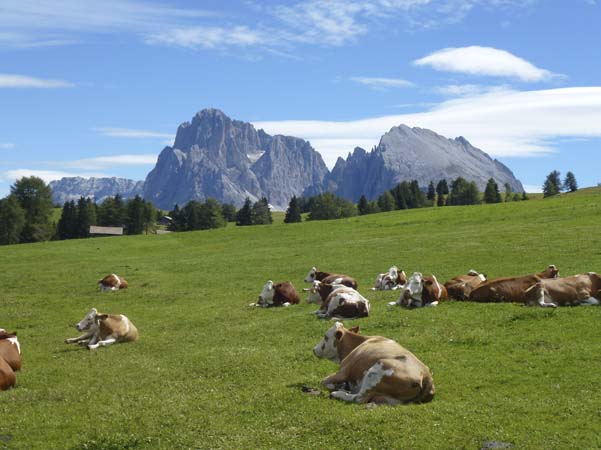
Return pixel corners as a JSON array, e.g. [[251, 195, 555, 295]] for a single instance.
[[543, 170, 577, 197]]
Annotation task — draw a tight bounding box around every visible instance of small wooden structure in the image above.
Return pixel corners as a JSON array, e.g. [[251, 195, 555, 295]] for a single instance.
[[89, 226, 124, 236]]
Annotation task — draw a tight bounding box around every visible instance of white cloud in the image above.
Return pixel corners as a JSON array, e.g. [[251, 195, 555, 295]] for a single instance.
[[145, 25, 268, 49], [0, 73, 74, 88], [414, 46, 558, 82], [253, 87, 601, 167], [96, 127, 174, 139], [0, 0, 212, 48], [4, 169, 109, 184], [350, 77, 414, 89], [65, 154, 157, 170], [435, 84, 509, 96], [0, 143, 15, 149]]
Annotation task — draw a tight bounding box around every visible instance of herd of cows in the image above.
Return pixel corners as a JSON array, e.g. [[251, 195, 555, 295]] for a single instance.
[[2, 265, 600, 405]]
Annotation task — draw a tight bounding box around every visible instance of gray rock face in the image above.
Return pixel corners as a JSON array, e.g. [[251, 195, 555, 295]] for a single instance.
[[321, 125, 523, 202], [49, 177, 144, 205], [143, 108, 328, 210]]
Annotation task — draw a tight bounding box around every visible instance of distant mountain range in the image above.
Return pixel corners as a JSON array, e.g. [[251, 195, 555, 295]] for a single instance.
[[50, 109, 523, 209]]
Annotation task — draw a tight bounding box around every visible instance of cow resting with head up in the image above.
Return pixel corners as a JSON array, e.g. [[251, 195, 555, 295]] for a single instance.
[[527, 272, 601, 307], [315, 285, 370, 319], [372, 266, 407, 291], [65, 308, 139, 350], [313, 322, 435, 405], [303, 267, 358, 289], [252, 281, 300, 307], [390, 272, 448, 308]]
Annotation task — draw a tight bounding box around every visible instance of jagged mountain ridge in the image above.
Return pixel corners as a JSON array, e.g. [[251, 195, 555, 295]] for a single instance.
[[49, 109, 524, 209], [49, 177, 144, 205], [142, 109, 329, 210], [317, 124, 523, 202]]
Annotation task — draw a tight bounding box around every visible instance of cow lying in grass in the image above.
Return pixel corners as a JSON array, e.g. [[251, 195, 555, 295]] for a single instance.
[[389, 272, 448, 308], [65, 308, 139, 350], [313, 322, 435, 405], [371, 266, 407, 291], [315, 285, 370, 319], [251, 281, 300, 307], [98, 273, 128, 292], [0, 329, 21, 391], [468, 265, 560, 306], [527, 272, 601, 307], [303, 267, 358, 289], [444, 270, 487, 300]]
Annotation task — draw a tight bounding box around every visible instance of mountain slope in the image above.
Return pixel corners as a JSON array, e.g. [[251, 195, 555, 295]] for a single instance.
[[49, 177, 144, 204], [321, 125, 523, 202]]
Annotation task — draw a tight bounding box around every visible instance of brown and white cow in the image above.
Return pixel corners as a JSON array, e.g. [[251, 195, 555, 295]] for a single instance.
[[315, 286, 370, 319], [98, 273, 128, 292], [468, 265, 560, 306], [444, 270, 487, 300], [306, 280, 338, 304], [303, 267, 358, 289], [371, 266, 407, 291], [313, 322, 435, 405], [65, 308, 139, 350], [0, 329, 21, 391], [527, 272, 601, 307], [390, 272, 448, 308], [252, 281, 301, 307]]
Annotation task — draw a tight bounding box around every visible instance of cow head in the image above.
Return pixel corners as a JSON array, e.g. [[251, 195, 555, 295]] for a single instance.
[[257, 280, 275, 306], [543, 264, 559, 279], [313, 322, 344, 362], [306, 280, 323, 304], [75, 308, 107, 331], [304, 267, 318, 283], [422, 275, 443, 304], [399, 272, 423, 307]]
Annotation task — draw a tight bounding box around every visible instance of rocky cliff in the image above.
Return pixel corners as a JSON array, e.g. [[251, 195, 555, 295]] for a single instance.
[[49, 177, 144, 205], [142, 109, 329, 210], [319, 125, 523, 202]]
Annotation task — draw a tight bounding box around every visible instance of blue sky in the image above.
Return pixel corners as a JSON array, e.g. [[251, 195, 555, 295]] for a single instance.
[[1, 0, 600, 196]]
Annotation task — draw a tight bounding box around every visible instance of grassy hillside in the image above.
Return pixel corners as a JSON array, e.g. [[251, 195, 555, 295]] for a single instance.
[[1, 188, 601, 449]]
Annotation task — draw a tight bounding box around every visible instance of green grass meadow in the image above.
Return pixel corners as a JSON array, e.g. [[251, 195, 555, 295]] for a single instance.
[[2, 189, 601, 449]]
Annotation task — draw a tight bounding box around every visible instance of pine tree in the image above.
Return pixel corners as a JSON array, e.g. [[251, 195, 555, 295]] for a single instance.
[[236, 198, 254, 226], [563, 171, 578, 192], [284, 196, 302, 223], [543, 170, 561, 198], [11, 176, 54, 242], [76, 197, 96, 238], [252, 197, 273, 225], [125, 195, 146, 234], [484, 178, 502, 203], [427, 181, 436, 203], [377, 191, 396, 212], [436, 179, 449, 206], [522, 191, 529, 201], [221, 203, 237, 222], [0, 195, 26, 245], [57, 200, 78, 239], [357, 195, 369, 215]]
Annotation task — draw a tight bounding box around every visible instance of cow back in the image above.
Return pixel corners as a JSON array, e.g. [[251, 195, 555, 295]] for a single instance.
[[0, 336, 21, 371], [469, 275, 541, 303], [273, 282, 300, 305]]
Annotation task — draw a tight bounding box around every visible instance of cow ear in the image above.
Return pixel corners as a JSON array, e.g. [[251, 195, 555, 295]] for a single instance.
[[335, 330, 343, 340], [97, 314, 109, 321], [349, 326, 359, 333]]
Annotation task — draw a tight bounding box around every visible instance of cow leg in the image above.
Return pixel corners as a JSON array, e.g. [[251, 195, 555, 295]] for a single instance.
[[65, 332, 93, 344], [581, 297, 600, 306], [322, 370, 349, 391], [425, 301, 439, 307], [331, 362, 394, 404], [87, 337, 117, 350]]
